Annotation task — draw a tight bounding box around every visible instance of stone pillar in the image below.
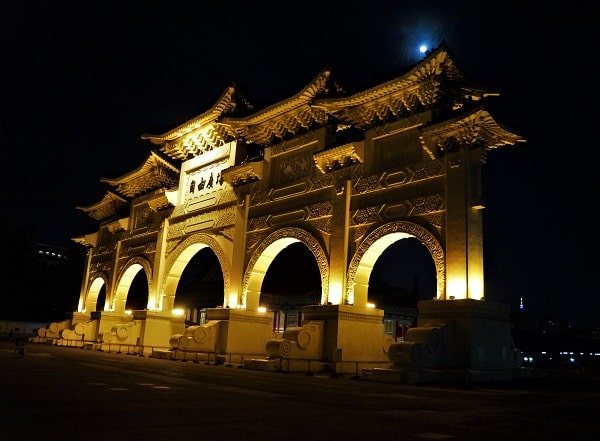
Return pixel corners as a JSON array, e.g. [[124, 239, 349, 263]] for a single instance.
[[444, 145, 485, 300], [110, 241, 123, 312], [151, 218, 169, 311], [230, 193, 250, 308], [78, 247, 92, 313], [328, 178, 352, 305]]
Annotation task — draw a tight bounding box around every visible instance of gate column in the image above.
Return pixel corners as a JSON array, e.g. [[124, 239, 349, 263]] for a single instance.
[[444, 145, 486, 300], [328, 178, 352, 305]]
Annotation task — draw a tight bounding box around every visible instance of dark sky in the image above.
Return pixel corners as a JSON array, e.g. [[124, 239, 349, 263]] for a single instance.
[[1, 1, 597, 327]]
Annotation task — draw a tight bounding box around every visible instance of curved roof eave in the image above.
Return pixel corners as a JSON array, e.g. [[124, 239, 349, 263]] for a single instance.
[[100, 150, 179, 185], [421, 106, 526, 150], [220, 68, 335, 127], [140, 85, 239, 144]]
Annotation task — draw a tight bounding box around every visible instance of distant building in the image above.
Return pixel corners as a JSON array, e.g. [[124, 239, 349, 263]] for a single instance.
[[33, 243, 70, 267]]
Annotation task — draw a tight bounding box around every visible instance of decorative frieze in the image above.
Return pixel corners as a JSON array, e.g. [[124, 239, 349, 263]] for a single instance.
[[352, 206, 380, 225], [309, 218, 332, 235], [307, 202, 332, 218], [354, 175, 381, 194], [354, 159, 444, 195], [220, 227, 235, 242], [248, 216, 270, 232], [279, 150, 313, 183], [422, 213, 443, 231], [410, 194, 445, 215], [311, 173, 335, 190], [351, 225, 371, 243], [352, 193, 444, 226], [245, 231, 264, 252]]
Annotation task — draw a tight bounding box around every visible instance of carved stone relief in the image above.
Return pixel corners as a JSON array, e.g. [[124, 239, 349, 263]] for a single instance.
[[279, 151, 313, 183]]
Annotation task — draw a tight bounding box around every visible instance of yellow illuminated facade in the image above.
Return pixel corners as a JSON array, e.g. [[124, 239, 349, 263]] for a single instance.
[[40, 44, 525, 381]]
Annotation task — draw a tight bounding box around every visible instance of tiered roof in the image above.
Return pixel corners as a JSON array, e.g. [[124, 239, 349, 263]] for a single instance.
[[76, 43, 525, 232], [75, 190, 127, 222], [75, 150, 179, 226], [99, 150, 179, 198], [141, 43, 523, 163]]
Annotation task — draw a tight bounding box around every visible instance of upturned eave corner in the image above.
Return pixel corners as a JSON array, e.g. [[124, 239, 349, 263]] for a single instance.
[[420, 108, 526, 154], [71, 231, 98, 248]]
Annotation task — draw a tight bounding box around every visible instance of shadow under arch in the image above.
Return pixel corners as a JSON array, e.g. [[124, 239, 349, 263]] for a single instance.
[[81, 271, 109, 313], [347, 221, 445, 306], [111, 256, 153, 313], [161, 233, 231, 312], [242, 227, 329, 310]]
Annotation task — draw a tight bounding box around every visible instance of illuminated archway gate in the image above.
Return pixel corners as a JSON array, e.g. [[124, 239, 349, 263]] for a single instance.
[[70, 45, 524, 374]]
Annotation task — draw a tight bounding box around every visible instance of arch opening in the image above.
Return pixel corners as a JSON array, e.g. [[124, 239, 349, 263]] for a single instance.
[[81, 275, 107, 313], [125, 269, 149, 311], [113, 263, 145, 313], [173, 246, 224, 325], [260, 242, 322, 333], [161, 233, 231, 314], [242, 227, 329, 312], [368, 236, 437, 340], [347, 221, 445, 307]]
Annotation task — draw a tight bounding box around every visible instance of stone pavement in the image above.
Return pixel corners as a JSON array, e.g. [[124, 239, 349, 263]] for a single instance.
[[1, 338, 599, 441]]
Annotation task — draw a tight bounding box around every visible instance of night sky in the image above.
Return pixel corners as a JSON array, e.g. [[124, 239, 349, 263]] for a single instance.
[[1, 1, 596, 327]]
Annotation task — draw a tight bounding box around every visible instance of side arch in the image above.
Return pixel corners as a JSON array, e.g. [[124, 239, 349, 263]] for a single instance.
[[161, 233, 231, 312], [80, 271, 109, 313], [242, 227, 329, 311], [110, 256, 153, 313], [347, 221, 445, 306]]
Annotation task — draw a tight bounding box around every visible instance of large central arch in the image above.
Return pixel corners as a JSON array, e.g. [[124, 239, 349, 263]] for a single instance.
[[242, 227, 329, 311], [161, 233, 231, 312]]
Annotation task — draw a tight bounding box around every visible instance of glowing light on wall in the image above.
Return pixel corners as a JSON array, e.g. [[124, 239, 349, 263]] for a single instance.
[[468, 275, 484, 300], [446, 277, 467, 300], [172, 308, 185, 316], [257, 306, 267, 313], [447, 273, 484, 300], [346, 288, 354, 305], [328, 282, 343, 305], [228, 292, 238, 308]]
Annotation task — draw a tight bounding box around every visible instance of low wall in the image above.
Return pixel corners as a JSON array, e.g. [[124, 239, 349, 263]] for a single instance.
[[0, 320, 48, 338]]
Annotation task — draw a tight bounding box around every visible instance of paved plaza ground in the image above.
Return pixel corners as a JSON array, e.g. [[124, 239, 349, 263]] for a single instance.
[[1, 338, 599, 441]]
